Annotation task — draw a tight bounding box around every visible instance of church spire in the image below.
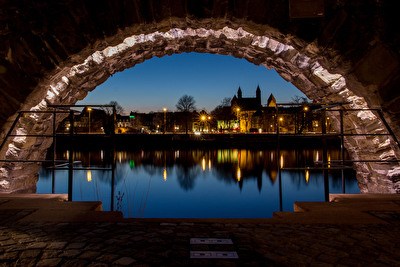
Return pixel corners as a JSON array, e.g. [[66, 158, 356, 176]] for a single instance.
[[237, 86, 242, 99]]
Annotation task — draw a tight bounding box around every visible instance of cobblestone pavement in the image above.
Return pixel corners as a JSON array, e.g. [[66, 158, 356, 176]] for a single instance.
[[1, 219, 400, 266]]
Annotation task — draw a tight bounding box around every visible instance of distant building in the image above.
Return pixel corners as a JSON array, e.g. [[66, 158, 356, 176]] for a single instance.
[[226, 86, 331, 133], [58, 107, 109, 133], [230, 86, 263, 132]]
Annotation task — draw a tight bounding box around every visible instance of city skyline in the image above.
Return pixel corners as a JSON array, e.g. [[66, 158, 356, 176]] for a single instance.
[[77, 52, 308, 114]]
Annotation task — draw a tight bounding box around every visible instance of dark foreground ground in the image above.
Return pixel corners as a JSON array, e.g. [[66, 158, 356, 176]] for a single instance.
[[1, 194, 400, 266]]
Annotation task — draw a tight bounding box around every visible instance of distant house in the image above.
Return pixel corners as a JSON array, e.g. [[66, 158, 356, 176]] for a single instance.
[[58, 107, 108, 133]]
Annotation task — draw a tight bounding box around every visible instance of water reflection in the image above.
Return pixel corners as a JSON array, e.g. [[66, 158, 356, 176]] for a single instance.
[[38, 148, 359, 218]]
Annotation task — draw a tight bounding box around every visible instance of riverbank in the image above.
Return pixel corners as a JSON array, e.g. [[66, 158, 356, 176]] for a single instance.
[[55, 133, 342, 150]]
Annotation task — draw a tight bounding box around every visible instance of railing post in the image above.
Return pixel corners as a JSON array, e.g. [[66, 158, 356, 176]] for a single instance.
[[321, 109, 329, 202], [52, 109, 56, 194], [68, 110, 74, 202], [110, 105, 116, 211], [340, 109, 346, 193], [275, 106, 283, 211]]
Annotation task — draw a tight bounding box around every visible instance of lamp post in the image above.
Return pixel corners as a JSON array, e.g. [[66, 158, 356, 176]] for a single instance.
[[163, 108, 167, 134], [303, 105, 309, 133], [236, 108, 240, 132], [201, 115, 206, 132], [87, 107, 92, 133], [279, 117, 283, 133]]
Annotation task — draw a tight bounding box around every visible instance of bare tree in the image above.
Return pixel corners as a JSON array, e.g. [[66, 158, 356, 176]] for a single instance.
[[176, 95, 196, 112], [102, 101, 124, 115], [291, 95, 309, 104], [109, 101, 124, 114], [176, 95, 196, 134]]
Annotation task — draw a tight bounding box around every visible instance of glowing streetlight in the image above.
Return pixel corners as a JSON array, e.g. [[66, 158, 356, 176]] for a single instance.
[[87, 107, 92, 133], [163, 108, 167, 134], [236, 108, 240, 132]]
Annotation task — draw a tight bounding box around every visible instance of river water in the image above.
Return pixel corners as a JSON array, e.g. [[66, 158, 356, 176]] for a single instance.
[[37, 148, 359, 218]]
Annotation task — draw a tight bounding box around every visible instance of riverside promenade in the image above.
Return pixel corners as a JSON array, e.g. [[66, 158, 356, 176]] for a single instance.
[[1, 193, 400, 266]]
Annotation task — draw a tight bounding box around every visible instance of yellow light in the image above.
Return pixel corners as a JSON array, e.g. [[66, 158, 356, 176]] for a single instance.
[[236, 167, 241, 182], [236, 108, 240, 112], [328, 154, 331, 168], [305, 169, 310, 183], [163, 108, 167, 112], [87, 170, 92, 182], [87, 107, 92, 111], [202, 158, 206, 171], [201, 115, 206, 121], [208, 159, 212, 170], [207, 116, 211, 120], [280, 155, 284, 169], [279, 117, 283, 122], [303, 106, 309, 112], [163, 168, 167, 181]]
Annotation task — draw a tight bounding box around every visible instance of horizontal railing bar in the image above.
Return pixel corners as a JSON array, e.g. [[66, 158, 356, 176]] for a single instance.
[[282, 166, 354, 170], [49, 167, 113, 171], [18, 110, 71, 114], [326, 108, 382, 112], [48, 104, 115, 108], [315, 159, 400, 163], [0, 159, 68, 163]]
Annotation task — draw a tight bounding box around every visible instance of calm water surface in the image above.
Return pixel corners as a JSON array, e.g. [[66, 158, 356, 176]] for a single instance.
[[37, 148, 359, 218]]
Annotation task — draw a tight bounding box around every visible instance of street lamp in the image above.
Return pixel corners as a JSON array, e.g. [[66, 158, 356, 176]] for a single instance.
[[163, 108, 167, 134], [236, 108, 240, 132], [201, 115, 206, 132], [303, 105, 309, 133], [87, 107, 92, 133]]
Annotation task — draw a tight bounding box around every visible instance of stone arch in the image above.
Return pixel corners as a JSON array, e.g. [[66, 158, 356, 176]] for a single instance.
[[1, 23, 400, 194], [2, 0, 400, 194]]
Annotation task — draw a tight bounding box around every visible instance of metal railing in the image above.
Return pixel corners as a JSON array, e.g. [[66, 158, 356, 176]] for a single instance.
[[275, 102, 400, 206], [2, 103, 400, 208], [0, 105, 117, 203]]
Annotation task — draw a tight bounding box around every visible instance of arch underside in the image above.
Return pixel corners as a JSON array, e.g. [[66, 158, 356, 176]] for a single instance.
[[1, 24, 400, 194]]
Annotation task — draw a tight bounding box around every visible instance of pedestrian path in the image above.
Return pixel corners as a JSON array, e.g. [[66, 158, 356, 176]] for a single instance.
[[0, 193, 400, 266]]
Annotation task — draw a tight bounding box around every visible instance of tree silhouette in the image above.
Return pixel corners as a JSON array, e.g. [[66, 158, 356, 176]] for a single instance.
[[176, 95, 196, 134]]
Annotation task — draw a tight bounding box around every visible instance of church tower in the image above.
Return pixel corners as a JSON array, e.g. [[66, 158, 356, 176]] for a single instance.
[[256, 85, 261, 105]]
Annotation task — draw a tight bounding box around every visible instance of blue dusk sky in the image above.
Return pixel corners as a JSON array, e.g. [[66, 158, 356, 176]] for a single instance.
[[77, 52, 307, 114]]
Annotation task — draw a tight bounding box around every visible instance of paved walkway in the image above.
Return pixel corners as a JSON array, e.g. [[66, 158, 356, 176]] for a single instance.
[[1, 194, 400, 266]]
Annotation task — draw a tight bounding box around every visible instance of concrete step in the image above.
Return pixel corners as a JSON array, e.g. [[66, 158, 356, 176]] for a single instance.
[[0, 193, 122, 223]]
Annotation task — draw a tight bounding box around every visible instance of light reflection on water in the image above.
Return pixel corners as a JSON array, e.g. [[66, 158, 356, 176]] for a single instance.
[[37, 148, 359, 218]]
